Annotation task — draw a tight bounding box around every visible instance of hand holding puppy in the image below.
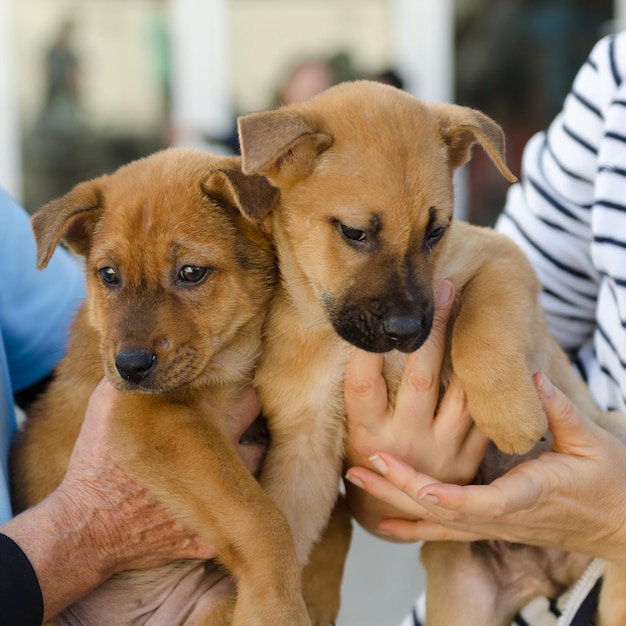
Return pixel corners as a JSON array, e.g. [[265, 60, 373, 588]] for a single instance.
[[344, 280, 488, 534], [3, 379, 263, 620], [347, 371, 626, 568]]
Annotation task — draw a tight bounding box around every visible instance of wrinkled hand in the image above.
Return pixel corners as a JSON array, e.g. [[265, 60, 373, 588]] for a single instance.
[[2, 379, 263, 619], [344, 281, 488, 535], [351, 373, 626, 567], [59, 379, 264, 572]]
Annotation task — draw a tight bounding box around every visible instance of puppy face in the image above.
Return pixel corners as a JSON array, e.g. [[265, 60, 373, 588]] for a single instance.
[[238, 81, 515, 353], [32, 148, 277, 392]]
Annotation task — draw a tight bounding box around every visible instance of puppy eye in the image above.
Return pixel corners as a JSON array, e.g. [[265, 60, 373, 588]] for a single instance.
[[339, 223, 367, 243], [178, 265, 210, 284], [99, 266, 119, 286], [425, 226, 446, 248]]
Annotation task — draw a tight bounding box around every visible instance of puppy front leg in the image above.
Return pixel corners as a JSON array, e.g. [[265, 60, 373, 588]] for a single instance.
[[450, 262, 548, 455], [260, 404, 348, 567], [302, 494, 353, 625], [113, 395, 310, 626]]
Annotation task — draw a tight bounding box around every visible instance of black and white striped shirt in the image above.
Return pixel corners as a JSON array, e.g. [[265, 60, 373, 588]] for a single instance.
[[497, 31, 626, 414]]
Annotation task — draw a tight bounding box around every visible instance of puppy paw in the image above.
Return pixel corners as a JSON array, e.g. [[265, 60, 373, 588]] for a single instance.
[[468, 386, 548, 455]]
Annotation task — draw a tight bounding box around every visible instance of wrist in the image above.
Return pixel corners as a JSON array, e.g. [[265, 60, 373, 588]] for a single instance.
[[2, 489, 111, 620]]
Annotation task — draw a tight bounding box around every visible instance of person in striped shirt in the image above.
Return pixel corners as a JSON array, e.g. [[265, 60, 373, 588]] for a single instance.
[[344, 31, 626, 625]]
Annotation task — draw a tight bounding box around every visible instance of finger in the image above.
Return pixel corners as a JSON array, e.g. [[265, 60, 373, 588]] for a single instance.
[[460, 425, 489, 470], [73, 378, 117, 461], [345, 466, 430, 519], [432, 375, 473, 440], [83, 378, 117, 429], [344, 349, 388, 432], [376, 518, 487, 543], [393, 281, 455, 431], [415, 468, 541, 520], [534, 373, 598, 455], [362, 450, 516, 521], [357, 452, 446, 507]]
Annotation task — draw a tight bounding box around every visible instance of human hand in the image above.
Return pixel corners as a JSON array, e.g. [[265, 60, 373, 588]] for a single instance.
[[3, 379, 262, 619], [59, 379, 264, 572], [344, 281, 488, 534], [353, 373, 626, 567]]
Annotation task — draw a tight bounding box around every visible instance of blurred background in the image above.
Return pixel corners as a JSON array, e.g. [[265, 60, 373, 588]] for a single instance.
[[0, 0, 621, 623], [2, 0, 620, 225]]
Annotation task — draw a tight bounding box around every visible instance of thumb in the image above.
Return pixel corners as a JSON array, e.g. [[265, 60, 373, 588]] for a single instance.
[[82, 378, 117, 430], [74, 378, 118, 454], [534, 372, 596, 455]]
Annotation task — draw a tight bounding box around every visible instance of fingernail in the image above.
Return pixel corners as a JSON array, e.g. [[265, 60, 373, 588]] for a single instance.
[[375, 527, 393, 538], [369, 454, 388, 474], [418, 492, 439, 505], [345, 472, 365, 489], [536, 372, 554, 398], [436, 280, 453, 306]]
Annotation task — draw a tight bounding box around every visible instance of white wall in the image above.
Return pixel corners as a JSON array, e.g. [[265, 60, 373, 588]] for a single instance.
[[170, 0, 231, 144], [392, 0, 453, 103], [0, 0, 20, 199]]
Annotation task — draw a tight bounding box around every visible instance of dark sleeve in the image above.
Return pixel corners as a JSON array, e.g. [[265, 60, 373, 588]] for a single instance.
[[0, 534, 43, 626]]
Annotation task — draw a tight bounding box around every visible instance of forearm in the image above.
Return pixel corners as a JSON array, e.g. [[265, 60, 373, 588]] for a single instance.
[[1, 492, 113, 621]]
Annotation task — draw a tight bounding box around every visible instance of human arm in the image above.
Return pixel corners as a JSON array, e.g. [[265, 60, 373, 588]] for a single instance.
[[0, 188, 85, 400], [344, 281, 488, 535], [495, 34, 626, 355], [347, 373, 626, 568], [2, 379, 263, 622]]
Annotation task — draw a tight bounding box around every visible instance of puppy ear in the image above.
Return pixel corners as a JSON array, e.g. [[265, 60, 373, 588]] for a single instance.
[[434, 104, 517, 183], [203, 159, 279, 221], [31, 177, 107, 269], [237, 109, 332, 184]]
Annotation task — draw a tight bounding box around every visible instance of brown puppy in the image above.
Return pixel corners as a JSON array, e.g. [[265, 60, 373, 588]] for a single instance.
[[11, 148, 310, 625], [236, 81, 626, 625]]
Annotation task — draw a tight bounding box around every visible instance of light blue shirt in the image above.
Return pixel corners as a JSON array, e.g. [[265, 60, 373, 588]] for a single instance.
[[0, 189, 85, 522]]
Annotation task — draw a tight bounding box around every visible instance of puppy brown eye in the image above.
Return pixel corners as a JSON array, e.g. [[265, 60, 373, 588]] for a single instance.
[[99, 267, 119, 286], [426, 226, 446, 248], [339, 224, 367, 243], [178, 265, 210, 284]]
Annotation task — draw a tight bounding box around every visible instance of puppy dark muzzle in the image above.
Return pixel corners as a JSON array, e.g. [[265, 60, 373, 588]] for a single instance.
[[115, 349, 157, 384], [383, 315, 423, 344], [332, 309, 433, 354]]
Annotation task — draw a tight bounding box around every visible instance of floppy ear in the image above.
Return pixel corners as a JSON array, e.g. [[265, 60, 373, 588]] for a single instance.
[[237, 109, 333, 184], [31, 176, 108, 269], [202, 158, 279, 221], [433, 103, 517, 183]]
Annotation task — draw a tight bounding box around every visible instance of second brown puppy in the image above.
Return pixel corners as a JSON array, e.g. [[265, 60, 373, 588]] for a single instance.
[[237, 81, 626, 625], [11, 148, 310, 625]]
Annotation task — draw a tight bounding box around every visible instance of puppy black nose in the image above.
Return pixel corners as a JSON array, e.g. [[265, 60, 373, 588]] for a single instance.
[[115, 350, 156, 383], [383, 316, 422, 343]]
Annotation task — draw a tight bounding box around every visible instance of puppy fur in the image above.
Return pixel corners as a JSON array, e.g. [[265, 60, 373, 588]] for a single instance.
[[236, 80, 626, 626], [11, 148, 311, 625]]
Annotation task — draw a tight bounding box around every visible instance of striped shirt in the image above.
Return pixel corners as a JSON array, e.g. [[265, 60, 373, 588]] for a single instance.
[[497, 31, 626, 414], [403, 31, 626, 626]]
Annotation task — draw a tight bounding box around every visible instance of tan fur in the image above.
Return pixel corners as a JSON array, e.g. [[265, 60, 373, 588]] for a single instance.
[[10, 148, 311, 625], [236, 80, 626, 625]]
